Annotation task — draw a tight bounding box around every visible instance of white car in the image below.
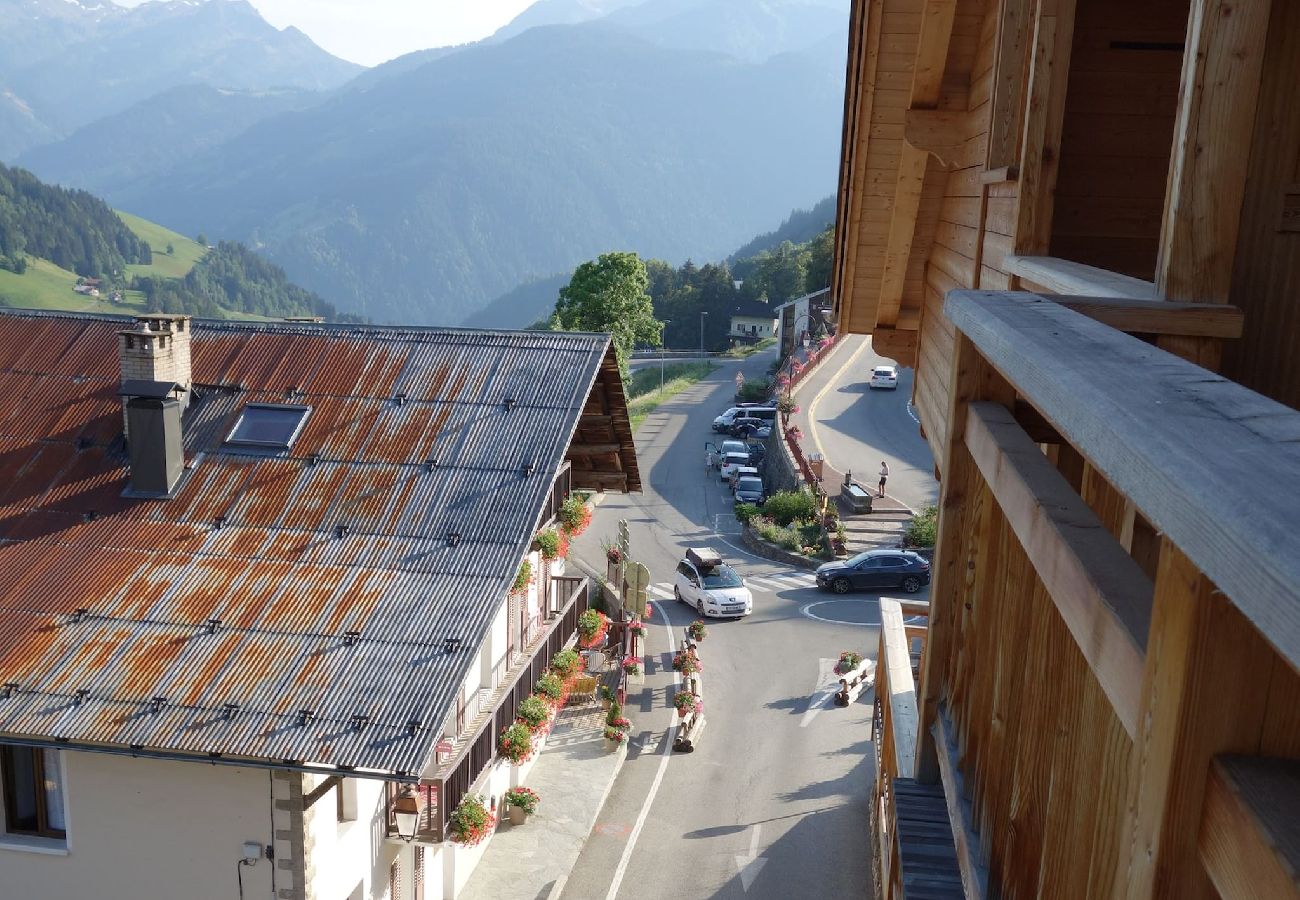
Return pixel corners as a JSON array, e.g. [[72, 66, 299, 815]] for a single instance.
[[719, 452, 750, 481], [674, 548, 753, 617], [869, 365, 899, 390]]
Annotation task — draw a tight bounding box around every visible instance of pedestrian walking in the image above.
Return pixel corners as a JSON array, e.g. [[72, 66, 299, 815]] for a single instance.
[[878, 460, 889, 497]]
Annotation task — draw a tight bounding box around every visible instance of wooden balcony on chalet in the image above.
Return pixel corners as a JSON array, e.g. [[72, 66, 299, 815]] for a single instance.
[[872, 290, 1300, 900]]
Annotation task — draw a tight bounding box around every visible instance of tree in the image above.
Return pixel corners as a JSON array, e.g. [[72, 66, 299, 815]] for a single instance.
[[196, 233, 208, 247], [805, 225, 833, 293], [552, 252, 660, 378]]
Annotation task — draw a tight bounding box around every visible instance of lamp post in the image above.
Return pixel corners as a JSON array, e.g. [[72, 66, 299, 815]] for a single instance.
[[393, 785, 420, 842], [660, 319, 672, 391], [699, 311, 708, 354]]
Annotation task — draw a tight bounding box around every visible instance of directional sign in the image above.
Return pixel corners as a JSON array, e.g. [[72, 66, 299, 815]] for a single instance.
[[624, 561, 651, 616]]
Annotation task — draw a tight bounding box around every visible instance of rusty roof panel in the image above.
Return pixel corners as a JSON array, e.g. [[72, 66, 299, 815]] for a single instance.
[[0, 311, 628, 776]]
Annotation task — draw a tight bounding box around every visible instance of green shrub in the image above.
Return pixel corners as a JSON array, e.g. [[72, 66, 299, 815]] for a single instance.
[[762, 490, 818, 526], [735, 502, 761, 524], [904, 505, 939, 548], [754, 516, 802, 552], [737, 378, 772, 402], [498, 722, 535, 763], [558, 496, 590, 534]]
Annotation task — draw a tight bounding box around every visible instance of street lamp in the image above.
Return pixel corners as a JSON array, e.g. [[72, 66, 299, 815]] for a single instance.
[[660, 319, 672, 391], [699, 311, 708, 354], [392, 785, 420, 842]]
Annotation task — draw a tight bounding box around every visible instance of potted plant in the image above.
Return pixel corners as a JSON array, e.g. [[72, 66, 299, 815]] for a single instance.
[[447, 795, 495, 846], [517, 695, 551, 732], [627, 619, 646, 636], [498, 722, 535, 764], [602, 726, 627, 751], [603, 541, 623, 565], [536, 672, 564, 705], [511, 559, 533, 596], [786, 425, 803, 442], [551, 648, 581, 680], [599, 684, 615, 711], [643, 602, 655, 621], [686, 620, 708, 642], [672, 650, 701, 676], [559, 496, 592, 537], [835, 650, 863, 675], [673, 691, 702, 718], [622, 655, 642, 676], [577, 609, 609, 649], [608, 715, 631, 732], [504, 786, 540, 826]]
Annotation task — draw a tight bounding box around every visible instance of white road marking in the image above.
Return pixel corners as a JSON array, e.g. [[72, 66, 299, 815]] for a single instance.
[[648, 583, 674, 599], [798, 599, 881, 627], [800, 657, 841, 728], [734, 823, 768, 892], [604, 613, 679, 900]]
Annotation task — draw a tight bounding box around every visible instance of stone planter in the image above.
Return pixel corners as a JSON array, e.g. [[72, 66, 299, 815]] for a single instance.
[[507, 805, 528, 826], [603, 737, 622, 752]]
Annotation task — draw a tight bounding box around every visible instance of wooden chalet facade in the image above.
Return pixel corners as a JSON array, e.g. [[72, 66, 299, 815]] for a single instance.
[[832, 0, 1300, 898]]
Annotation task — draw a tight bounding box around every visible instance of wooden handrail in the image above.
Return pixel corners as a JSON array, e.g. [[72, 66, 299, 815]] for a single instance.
[[880, 599, 918, 775]]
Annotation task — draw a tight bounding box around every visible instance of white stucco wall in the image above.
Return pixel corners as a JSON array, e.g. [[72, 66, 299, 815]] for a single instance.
[[0, 749, 278, 900]]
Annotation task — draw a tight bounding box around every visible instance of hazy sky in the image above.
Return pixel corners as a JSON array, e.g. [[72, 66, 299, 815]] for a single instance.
[[112, 0, 537, 66]]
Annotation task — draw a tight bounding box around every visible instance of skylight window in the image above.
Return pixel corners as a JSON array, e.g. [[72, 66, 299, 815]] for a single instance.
[[225, 404, 311, 449]]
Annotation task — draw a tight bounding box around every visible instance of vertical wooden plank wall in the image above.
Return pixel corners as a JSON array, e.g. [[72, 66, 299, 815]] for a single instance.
[[1224, 0, 1300, 410]]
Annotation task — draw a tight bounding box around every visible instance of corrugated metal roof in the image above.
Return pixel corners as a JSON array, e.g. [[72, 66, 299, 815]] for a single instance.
[[0, 311, 619, 777]]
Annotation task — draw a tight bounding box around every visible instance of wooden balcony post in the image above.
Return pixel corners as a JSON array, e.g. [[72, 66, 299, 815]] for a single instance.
[[914, 331, 1013, 782], [1120, 541, 1275, 900], [1156, 0, 1271, 305]]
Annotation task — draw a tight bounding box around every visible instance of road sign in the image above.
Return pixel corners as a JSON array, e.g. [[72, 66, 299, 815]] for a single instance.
[[618, 519, 630, 554], [624, 561, 650, 616]]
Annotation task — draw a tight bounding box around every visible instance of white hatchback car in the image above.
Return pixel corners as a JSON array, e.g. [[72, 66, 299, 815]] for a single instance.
[[719, 452, 751, 481], [674, 548, 753, 617], [869, 365, 899, 390]]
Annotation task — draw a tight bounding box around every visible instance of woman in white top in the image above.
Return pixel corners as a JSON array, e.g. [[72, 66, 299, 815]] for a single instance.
[[878, 461, 889, 497]]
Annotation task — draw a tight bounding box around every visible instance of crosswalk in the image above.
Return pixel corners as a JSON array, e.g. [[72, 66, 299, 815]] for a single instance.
[[646, 570, 819, 601]]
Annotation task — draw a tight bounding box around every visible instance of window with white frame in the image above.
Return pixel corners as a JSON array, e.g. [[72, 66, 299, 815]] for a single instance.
[[1, 746, 67, 840]]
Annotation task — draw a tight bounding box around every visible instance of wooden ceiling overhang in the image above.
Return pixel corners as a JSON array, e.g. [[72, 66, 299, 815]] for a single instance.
[[565, 344, 641, 493], [833, 0, 983, 367]]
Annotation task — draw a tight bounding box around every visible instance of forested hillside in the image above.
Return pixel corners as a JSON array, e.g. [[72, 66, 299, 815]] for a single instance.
[[727, 195, 834, 262], [0, 163, 356, 322], [0, 162, 151, 275], [136, 242, 360, 322]]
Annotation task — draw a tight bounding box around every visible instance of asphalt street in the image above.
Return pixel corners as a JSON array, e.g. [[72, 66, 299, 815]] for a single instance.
[[561, 348, 931, 900], [804, 334, 938, 511]]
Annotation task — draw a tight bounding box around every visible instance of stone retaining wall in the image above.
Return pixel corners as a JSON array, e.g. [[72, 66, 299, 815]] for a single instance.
[[740, 523, 822, 570]]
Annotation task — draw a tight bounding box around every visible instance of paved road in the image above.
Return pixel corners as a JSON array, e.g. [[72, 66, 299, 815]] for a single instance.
[[562, 349, 930, 900], [802, 334, 938, 511]]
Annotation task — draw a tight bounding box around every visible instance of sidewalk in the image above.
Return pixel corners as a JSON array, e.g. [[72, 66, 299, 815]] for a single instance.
[[458, 698, 626, 900], [785, 336, 914, 551]]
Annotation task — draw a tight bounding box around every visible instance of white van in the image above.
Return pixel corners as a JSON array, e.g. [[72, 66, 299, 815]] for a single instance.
[[713, 406, 776, 432]]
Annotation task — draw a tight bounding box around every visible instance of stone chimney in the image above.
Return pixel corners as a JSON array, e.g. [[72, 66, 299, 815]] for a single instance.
[[117, 315, 192, 497], [117, 315, 192, 409]]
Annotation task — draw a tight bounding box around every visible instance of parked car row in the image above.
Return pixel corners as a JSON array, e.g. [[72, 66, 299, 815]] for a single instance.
[[712, 403, 776, 438]]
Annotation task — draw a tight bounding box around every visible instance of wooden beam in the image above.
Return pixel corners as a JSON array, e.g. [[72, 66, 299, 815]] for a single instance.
[[1053, 296, 1244, 339], [964, 401, 1151, 738], [578, 414, 613, 426], [302, 775, 341, 811], [904, 109, 966, 168], [877, 145, 929, 328], [869, 327, 918, 367], [1011, 0, 1077, 256], [987, 0, 1033, 171], [564, 443, 622, 456], [1156, 0, 1271, 303], [880, 599, 918, 776], [1012, 398, 1061, 444], [1199, 756, 1300, 900], [1004, 255, 1157, 299], [909, 0, 957, 106], [979, 166, 1018, 185], [1121, 542, 1276, 900], [933, 705, 989, 900], [571, 471, 628, 488]]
